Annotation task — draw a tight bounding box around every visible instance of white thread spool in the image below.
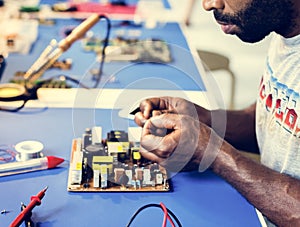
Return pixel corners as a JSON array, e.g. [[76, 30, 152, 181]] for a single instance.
[[15, 140, 44, 161]]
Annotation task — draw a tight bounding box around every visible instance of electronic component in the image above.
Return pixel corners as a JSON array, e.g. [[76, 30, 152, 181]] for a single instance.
[[67, 127, 170, 192], [10, 58, 73, 89], [10, 73, 72, 89]]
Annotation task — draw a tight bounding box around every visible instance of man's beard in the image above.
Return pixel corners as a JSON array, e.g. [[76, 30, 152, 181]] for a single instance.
[[214, 0, 296, 43]]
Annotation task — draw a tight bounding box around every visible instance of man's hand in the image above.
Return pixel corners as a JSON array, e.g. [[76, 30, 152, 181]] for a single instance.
[[134, 97, 209, 127], [139, 113, 221, 172]]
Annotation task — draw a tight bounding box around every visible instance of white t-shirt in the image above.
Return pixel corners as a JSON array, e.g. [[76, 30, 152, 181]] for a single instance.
[[256, 32, 300, 179]]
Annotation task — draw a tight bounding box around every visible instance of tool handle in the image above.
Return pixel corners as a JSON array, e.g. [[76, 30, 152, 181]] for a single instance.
[[59, 13, 100, 51]]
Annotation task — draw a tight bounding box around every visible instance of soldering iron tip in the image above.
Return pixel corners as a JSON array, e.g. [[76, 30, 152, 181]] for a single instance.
[[44, 186, 49, 191]]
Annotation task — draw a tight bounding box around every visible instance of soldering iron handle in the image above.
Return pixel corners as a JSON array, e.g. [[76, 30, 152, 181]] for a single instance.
[[59, 13, 100, 51]]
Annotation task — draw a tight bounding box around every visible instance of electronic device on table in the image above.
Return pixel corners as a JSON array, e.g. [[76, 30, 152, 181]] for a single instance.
[[67, 127, 171, 192], [82, 36, 172, 63]]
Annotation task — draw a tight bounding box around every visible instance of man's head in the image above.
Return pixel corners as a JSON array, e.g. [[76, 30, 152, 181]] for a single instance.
[[202, 0, 299, 43]]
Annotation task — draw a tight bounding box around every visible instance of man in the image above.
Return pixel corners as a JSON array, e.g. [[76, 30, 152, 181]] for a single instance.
[[134, 0, 300, 226]]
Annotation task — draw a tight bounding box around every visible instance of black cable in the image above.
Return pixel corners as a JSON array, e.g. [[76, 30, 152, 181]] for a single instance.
[[93, 15, 111, 88], [126, 203, 182, 227], [0, 75, 83, 112], [0, 100, 28, 112]]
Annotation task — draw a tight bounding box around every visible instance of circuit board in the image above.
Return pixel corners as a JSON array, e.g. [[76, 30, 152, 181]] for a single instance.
[[67, 127, 171, 192], [82, 36, 172, 63]]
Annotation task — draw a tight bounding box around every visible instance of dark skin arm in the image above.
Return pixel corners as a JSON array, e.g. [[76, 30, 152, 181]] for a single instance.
[[135, 97, 300, 226], [211, 103, 259, 153], [214, 140, 300, 226]]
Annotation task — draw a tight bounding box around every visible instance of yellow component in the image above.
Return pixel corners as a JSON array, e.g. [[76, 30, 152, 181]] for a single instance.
[[92, 163, 101, 170], [75, 162, 82, 170], [93, 156, 113, 163], [117, 145, 123, 152], [133, 151, 141, 160], [107, 142, 129, 153], [93, 162, 112, 173]]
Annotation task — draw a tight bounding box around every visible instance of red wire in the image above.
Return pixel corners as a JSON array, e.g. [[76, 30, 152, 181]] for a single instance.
[[161, 204, 167, 227], [160, 202, 176, 227]]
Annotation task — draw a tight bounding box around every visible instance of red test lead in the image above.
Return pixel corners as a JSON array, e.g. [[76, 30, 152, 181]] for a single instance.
[[9, 186, 48, 227]]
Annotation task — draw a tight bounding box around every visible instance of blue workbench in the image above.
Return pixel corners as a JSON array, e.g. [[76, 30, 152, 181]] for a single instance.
[[0, 108, 262, 226], [1, 18, 205, 91], [0, 8, 262, 226]]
